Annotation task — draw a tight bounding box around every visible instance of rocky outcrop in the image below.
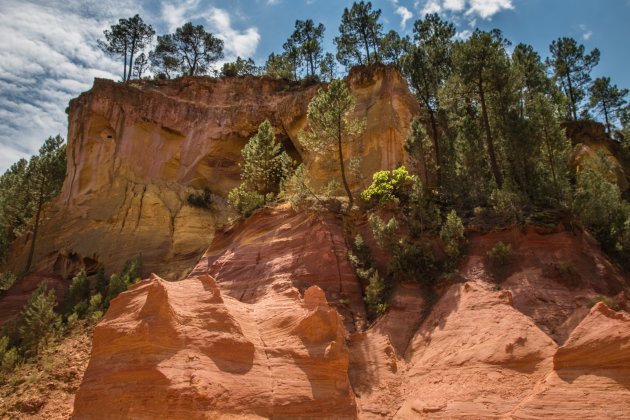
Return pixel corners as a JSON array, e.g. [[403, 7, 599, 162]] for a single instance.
[[7, 66, 418, 280], [73, 207, 363, 418], [73, 209, 630, 419]]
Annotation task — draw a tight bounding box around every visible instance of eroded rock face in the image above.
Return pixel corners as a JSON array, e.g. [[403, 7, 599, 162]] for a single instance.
[[7, 67, 418, 280], [72, 208, 630, 419], [73, 207, 364, 419]]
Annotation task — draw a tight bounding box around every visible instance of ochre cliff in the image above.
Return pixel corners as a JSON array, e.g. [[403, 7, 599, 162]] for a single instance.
[[74, 208, 630, 418], [6, 66, 417, 280]]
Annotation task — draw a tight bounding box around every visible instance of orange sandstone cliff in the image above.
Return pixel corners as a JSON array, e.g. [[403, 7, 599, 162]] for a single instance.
[[6, 66, 418, 280]]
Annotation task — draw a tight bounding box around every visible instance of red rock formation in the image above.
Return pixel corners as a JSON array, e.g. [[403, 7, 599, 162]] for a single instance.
[[73, 209, 630, 418], [0, 272, 66, 327], [73, 207, 364, 418]]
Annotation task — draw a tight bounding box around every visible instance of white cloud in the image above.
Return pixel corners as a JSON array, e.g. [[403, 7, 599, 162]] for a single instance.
[[418, 0, 513, 19], [266, 0, 281, 5], [205, 8, 260, 59], [454, 29, 472, 39], [466, 0, 513, 19], [161, 0, 200, 32], [579, 24, 593, 41], [0, 0, 133, 172], [395, 6, 413, 30]]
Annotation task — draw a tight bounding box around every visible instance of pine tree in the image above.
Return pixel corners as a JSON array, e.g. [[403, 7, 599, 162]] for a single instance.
[[152, 22, 224, 77], [17, 283, 61, 356], [335, 1, 383, 67], [25, 135, 67, 272], [402, 13, 455, 184], [299, 80, 365, 210], [98, 14, 155, 81], [229, 120, 290, 215], [548, 37, 600, 120], [286, 20, 325, 78], [589, 77, 629, 134]]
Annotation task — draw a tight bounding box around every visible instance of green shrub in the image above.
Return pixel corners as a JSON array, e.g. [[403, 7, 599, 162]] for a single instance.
[[361, 166, 414, 207], [369, 214, 398, 249], [440, 210, 465, 263], [0, 336, 20, 375], [364, 271, 388, 318], [187, 187, 212, 208], [0, 272, 16, 291], [228, 185, 266, 216], [490, 185, 523, 223], [390, 240, 436, 285], [587, 295, 619, 311], [16, 283, 61, 356], [95, 266, 108, 297], [407, 177, 441, 235], [65, 270, 90, 315], [487, 242, 513, 266]]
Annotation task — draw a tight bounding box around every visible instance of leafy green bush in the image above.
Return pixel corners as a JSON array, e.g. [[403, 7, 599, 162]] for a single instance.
[[187, 187, 212, 208], [364, 271, 388, 317], [16, 283, 61, 357], [490, 185, 523, 223], [486, 242, 513, 267], [369, 214, 398, 249], [0, 336, 20, 375], [228, 185, 266, 217], [389, 240, 436, 285], [0, 272, 16, 291], [65, 270, 90, 315], [361, 166, 414, 207], [587, 295, 619, 311], [406, 177, 441, 235], [440, 210, 465, 264]]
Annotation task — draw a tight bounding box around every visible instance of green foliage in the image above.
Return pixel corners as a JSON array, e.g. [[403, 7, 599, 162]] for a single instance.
[[406, 177, 441, 235], [588, 77, 628, 133], [405, 118, 437, 186], [98, 14, 155, 81], [334, 1, 383, 66], [264, 52, 295, 79], [0, 336, 20, 375], [369, 215, 398, 248], [587, 295, 619, 311], [486, 242, 513, 267], [285, 19, 326, 78], [389, 240, 436, 285], [65, 270, 90, 315], [16, 283, 61, 357], [440, 210, 465, 263], [489, 185, 523, 224], [228, 186, 266, 217], [0, 272, 16, 291], [548, 37, 600, 120], [95, 267, 108, 297], [299, 80, 365, 210], [187, 187, 212, 209], [361, 166, 414, 207], [151, 22, 224, 77], [105, 257, 142, 307], [364, 271, 388, 317], [229, 120, 291, 216], [0, 135, 66, 268], [573, 164, 630, 268], [221, 57, 260, 77], [379, 30, 410, 66]]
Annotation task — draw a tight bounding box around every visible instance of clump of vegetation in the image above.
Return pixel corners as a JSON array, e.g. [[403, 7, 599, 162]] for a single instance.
[[440, 210, 465, 268], [0, 272, 16, 292], [361, 166, 414, 208], [229, 120, 292, 216], [187, 187, 212, 209], [369, 214, 398, 249], [364, 271, 388, 317], [299, 79, 365, 211], [587, 295, 619, 311], [389, 240, 437, 285], [487, 242, 514, 267]]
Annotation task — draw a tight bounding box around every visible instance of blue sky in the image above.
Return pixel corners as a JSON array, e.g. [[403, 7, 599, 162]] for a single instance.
[[0, 0, 628, 171]]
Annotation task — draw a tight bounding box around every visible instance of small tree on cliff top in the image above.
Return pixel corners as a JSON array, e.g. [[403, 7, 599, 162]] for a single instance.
[[299, 80, 365, 210]]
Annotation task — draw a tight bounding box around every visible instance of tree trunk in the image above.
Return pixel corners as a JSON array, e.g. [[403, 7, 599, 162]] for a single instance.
[[337, 114, 353, 211], [541, 117, 559, 197], [123, 44, 128, 82], [25, 175, 46, 273], [478, 72, 503, 188], [566, 73, 578, 120], [361, 30, 371, 65], [603, 101, 611, 134]]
